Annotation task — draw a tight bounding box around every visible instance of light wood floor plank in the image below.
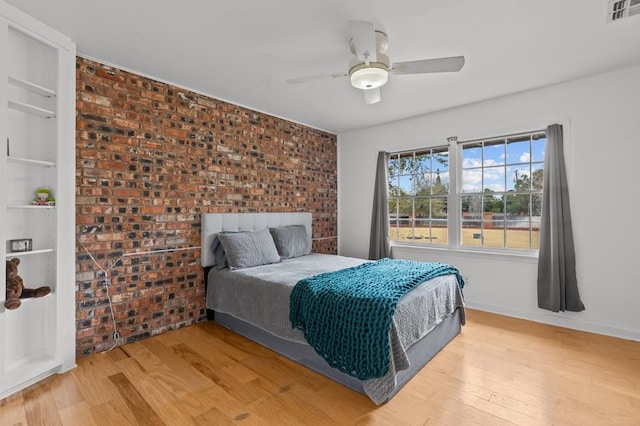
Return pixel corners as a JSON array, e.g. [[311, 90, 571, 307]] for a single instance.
[[108, 372, 166, 426], [23, 381, 64, 426], [113, 357, 197, 425], [90, 399, 138, 426], [1, 309, 639, 425], [58, 401, 97, 426], [0, 391, 28, 425]]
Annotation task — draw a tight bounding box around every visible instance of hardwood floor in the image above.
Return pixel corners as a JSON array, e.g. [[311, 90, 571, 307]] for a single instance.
[[2, 309, 639, 425]]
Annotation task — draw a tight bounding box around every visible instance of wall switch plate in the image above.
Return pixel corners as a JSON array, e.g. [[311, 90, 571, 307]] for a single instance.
[[9, 238, 32, 252]]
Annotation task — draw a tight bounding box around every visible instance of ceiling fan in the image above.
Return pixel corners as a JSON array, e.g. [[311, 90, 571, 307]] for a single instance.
[[286, 20, 465, 105]]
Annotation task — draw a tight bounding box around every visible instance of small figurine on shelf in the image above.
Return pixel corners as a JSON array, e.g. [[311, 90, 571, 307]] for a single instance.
[[31, 187, 55, 206]]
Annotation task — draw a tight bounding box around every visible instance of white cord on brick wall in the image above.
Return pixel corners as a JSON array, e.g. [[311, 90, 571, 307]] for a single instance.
[[76, 239, 200, 352]]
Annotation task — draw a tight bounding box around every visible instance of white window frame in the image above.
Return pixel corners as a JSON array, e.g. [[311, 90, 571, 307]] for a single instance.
[[389, 130, 545, 256], [387, 146, 451, 246]]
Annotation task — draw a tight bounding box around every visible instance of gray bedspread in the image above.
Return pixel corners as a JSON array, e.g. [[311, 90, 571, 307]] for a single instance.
[[206, 253, 465, 404]]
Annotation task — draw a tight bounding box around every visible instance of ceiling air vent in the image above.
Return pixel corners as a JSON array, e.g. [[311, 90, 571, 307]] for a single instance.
[[607, 0, 640, 22]]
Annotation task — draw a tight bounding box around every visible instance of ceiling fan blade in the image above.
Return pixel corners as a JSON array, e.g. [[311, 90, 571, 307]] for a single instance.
[[349, 20, 377, 63], [363, 88, 381, 104], [286, 72, 347, 85], [391, 56, 465, 74]]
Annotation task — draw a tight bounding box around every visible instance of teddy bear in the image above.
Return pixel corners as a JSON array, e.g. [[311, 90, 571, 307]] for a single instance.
[[4, 258, 51, 310]]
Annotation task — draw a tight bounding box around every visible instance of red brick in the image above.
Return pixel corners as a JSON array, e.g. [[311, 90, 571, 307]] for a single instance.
[[75, 57, 337, 358]]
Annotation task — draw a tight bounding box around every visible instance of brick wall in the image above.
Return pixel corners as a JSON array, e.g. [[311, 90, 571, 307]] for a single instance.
[[75, 57, 337, 357]]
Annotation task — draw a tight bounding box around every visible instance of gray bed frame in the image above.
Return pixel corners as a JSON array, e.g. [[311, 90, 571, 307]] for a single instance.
[[201, 212, 463, 402]]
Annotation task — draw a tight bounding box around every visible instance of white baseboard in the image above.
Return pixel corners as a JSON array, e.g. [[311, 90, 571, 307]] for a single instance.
[[465, 300, 640, 342]]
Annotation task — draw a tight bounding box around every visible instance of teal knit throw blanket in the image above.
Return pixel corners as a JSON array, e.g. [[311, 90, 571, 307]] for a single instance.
[[289, 258, 464, 380]]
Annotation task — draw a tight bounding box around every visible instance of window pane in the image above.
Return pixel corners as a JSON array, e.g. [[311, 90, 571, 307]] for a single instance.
[[510, 165, 533, 191], [483, 140, 505, 166], [506, 217, 531, 249], [462, 143, 482, 169], [388, 154, 400, 177], [506, 135, 530, 165], [397, 198, 413, 219], [532, 134, 546, 162], [389, 197, 397, 212], [398, 174, 414, 195], [433, 219, 448, 244], [506, 193, 530, 216], [462, 194, 481, 246], [396, 226, 414, 241], [483, 193, 503, 215], [414, 197, 430, 219], [414, 172, 432, 195], [531, 215, 541, 249], [412, 219, 448, 245], [462, 226, 482, 246], [532, 193, 542, 216], [506, 194, 531, 249], [412, 220, 431, 243], [531, 164, 544, 191], [433, 148, 449, 172], [462, 168, 482, 193], [433, 170, 448, 194], [415, 151, 432, 174], [389, 225, 399, 241], [461, 194, 481, 216], [431, 196, 448, 219], [484, 166, 505, 192], [483, 227, 505, 248]]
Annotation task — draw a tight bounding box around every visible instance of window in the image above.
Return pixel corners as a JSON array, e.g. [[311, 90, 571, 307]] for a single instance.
[[460, 131, 546, 250], [388, 130, 546, 252], [388, 147, 450, 245]]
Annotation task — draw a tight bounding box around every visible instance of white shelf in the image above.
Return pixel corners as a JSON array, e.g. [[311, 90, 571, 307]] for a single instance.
[[7, 100, 56, 118], [5, 352, 56, 373], [8, 204, 55, 209], [5, 248, 55, 258], [8, 76, 56, 98], [3, 292, 54, 314], [7, 156, 56, 168]]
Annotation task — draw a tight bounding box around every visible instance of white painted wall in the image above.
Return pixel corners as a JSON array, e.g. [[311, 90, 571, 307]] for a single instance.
[[338, 64, 640, 341]]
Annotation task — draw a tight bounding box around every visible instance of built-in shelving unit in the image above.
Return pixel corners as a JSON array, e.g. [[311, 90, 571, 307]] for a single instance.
[[1, 0, 76, 399]]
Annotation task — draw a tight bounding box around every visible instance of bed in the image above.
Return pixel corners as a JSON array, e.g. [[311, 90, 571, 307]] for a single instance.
[[201, 212, 465, 404]]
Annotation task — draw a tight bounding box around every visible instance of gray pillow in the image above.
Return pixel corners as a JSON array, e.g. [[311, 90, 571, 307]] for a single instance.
[[269, 225, 311, 259], [216, 228, 281, 270], [211, 234, 228, 270]]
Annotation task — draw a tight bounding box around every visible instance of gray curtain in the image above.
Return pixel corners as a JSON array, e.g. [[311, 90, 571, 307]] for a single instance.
[[369, 151, 390, 260], [537, 124, 585, 312]]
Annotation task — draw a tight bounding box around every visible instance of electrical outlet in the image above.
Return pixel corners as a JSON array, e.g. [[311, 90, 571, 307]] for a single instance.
[[463, 275, 471, 286]]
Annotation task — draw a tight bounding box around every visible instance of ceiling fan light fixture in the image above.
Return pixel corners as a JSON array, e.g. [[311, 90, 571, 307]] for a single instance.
[[350, 66, 388, 90]]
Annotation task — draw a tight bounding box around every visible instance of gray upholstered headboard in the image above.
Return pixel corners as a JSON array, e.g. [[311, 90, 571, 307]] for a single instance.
[[200, 212, 312, 267]]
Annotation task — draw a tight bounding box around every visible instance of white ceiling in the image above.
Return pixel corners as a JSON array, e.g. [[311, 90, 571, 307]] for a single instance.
[[7, 0, 640, 134]]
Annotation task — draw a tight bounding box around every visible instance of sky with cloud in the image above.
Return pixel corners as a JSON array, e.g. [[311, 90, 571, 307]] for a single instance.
[[461, 136, 546, 193], [389, 134, 546, 195]]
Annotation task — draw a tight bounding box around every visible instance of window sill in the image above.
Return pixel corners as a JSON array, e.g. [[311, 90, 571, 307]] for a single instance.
[[390, 242, 539, 263]]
